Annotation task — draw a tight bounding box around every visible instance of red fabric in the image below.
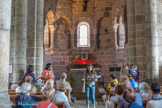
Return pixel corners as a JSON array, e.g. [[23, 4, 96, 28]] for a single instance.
[[40, 70, 54, 80], [33, 101, 58, 108], [89, 74, 91, 79]]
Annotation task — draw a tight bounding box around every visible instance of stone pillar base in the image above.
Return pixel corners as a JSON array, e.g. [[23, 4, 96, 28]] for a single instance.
[[0, 91, 12, 108]]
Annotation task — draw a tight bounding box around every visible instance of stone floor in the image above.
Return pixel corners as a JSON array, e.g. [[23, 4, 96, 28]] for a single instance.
[[71, 99, 105, 108]]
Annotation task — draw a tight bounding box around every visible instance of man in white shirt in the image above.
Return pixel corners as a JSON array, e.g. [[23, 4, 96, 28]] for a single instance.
[[53, 82, 71, 108]]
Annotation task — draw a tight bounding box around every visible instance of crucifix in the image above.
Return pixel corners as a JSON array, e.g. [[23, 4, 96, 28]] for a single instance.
[[83, 0, 89, 11]]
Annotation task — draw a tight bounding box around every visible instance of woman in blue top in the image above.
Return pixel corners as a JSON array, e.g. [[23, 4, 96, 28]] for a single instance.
[[82, 64, 97, 108]]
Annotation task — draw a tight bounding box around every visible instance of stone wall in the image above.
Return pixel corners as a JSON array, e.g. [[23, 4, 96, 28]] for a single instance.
[[127, 0, 147, 80], [44, 0, 128, 81], [126, 0, 162, 83]]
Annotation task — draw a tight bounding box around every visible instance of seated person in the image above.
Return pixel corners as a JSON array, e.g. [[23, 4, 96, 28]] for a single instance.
[[126, 65, 141, 84], [102, 74, 118, 102], [25, 76, 42, 102], [14, 82, 36, 108], [56, 72, 76, 103], [52, 82, 71, 108], [117, 80, 143, 108], [23, 65, 37, 85], [121, 75, 129, 84], [15, 80, 21, 92], [146, 83, 162, 108], [139, 82, 152, 100], [129, 78, 139, 90], [33, 86, 57, 108], [121, 75, 138, 90], [123, 89, 143, 108], [41, 79, 54, 92], [105, 85, 124, 108]]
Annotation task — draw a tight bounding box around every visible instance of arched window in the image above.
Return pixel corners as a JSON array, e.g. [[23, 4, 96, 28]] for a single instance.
[[77, 22, 90, 47]]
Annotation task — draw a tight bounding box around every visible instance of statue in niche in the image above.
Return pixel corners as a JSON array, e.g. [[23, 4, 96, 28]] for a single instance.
[[113, 15, 125, 50]]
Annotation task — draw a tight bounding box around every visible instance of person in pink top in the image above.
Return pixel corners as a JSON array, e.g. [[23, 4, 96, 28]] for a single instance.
[[37, 63, 54, 84]]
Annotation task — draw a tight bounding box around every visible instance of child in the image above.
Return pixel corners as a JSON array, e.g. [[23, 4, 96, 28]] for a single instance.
[[82, 64, 97, 108], [102, 80, 118, 102]]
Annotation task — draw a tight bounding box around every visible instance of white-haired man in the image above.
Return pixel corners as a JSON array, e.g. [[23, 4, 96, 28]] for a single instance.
[[117, 80, 143, 108], [56, 72, 76, 103], [14, 82, 36, 108]]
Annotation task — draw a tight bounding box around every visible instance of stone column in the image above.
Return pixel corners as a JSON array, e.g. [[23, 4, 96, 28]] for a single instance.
[[35, 0, 44, 77], [12, 0, 27, 85], [127, 0, 137, 65], [114, 23, 119, 50], [145, 0, 159, 80], [157, 0, 162, 84], [49, 25, 54, 53], [135, 0, 146, 79], [0, 0, 12, 107]]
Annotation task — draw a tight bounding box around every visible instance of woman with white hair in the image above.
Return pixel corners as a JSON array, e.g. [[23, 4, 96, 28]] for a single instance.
[[25, 76, 42, 102], [41, 79, 54, 92], [33, 87, 57, 108], [14, 82, 36, 108], [53, 82, 71, 108], [139, 82, 152, 100]]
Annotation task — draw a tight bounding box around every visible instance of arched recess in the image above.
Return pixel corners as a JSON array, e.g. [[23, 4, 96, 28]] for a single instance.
[[96, 17, 113, 49], [54, 16, 71, 50], [96, 15, 126, 50], [44, 10, 55, 53], [114, 14, 126, 49]]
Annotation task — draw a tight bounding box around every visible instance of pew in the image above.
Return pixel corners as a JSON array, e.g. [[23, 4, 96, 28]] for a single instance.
[[135, 90, 140, 93], [8, 91, 42, 95], [52, 102, 65, 108], [8, 89, 15, 92]]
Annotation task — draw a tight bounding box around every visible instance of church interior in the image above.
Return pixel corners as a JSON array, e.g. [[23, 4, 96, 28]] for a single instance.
[[0, 0, 162, 108]]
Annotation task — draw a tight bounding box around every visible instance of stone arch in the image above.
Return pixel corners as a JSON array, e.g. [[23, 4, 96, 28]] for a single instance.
[[44, 10, 55, 53], [54, 16, 71, 50], [74, 17, 94, 49]]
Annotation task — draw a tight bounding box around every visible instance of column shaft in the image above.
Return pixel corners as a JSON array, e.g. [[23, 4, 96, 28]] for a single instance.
[[12, 0, 27, 84], [0, 0, 12, 107]]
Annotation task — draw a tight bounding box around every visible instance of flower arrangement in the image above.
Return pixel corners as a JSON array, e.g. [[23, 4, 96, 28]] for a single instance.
[[67, 73, 74, 87]]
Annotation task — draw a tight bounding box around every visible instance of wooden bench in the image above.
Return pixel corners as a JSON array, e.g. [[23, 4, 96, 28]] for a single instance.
[[52, 102, 65, 108], [8, 89, 15, 92], [114, 100, 148, 108], [8, 91, 42, 95]]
